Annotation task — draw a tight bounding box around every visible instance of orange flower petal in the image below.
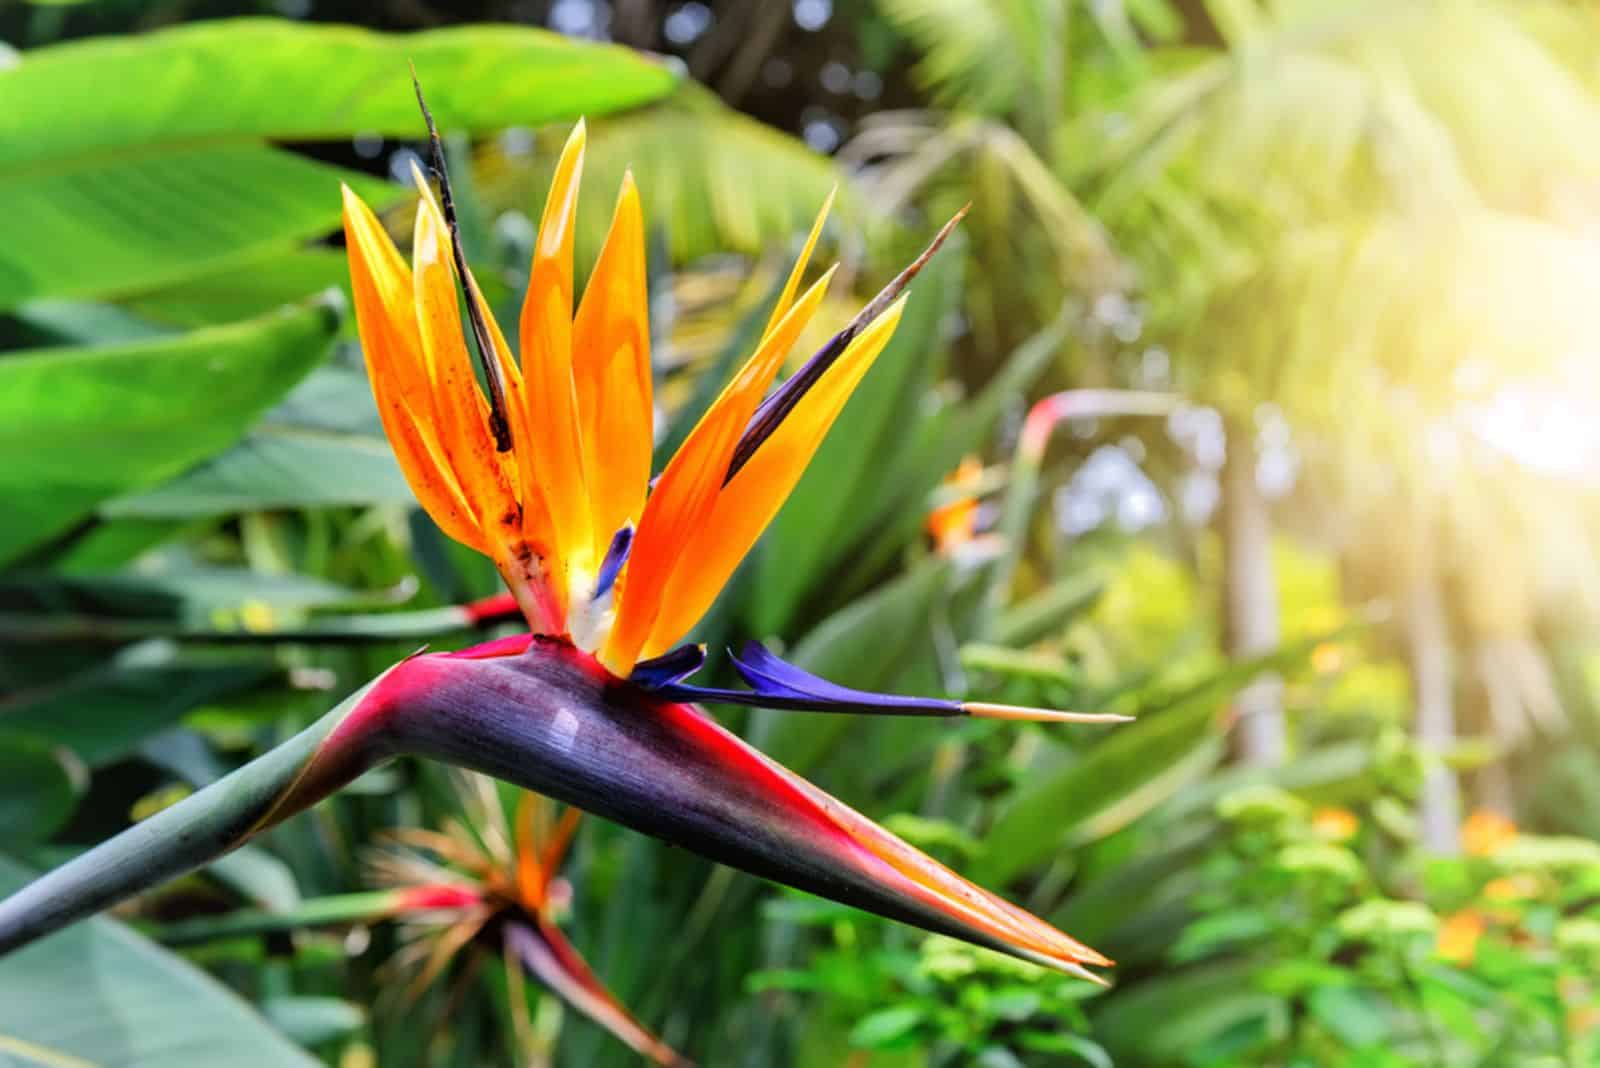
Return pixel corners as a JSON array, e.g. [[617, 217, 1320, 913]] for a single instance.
[[760, 187, 834, 343], [459, 265, 564, 627], [641, 298, 904, 658], [542, 806, 580, 877], [341, 184, 484, 552], [573, 172, 652, 562], [513, 792, 549, 909], [411, 175, 518, 537], [602, 269, 836, 674], [519, 122, 592, 603], [511, 921, 691, 1068]]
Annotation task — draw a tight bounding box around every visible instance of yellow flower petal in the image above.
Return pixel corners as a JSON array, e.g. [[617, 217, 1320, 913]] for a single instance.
[[760, 187, 834, 344], [641, 297, 904, 658], [573, 172, 652, 562], [602, 268, 836, 674], [519, 122, 593, 602], [341, 185, 483, 552]]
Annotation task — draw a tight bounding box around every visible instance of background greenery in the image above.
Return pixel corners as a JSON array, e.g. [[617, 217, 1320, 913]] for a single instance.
[[2, 1, 1599, 1065]]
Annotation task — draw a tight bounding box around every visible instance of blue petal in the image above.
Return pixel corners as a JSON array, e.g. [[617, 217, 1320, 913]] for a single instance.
[[594, 525, 633, 599], [629, 643, 706, 688], [657, 641, 962, 716]]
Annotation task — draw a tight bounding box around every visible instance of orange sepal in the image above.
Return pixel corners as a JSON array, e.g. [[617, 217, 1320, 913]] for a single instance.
[[602, 269, 836, 674], [641, 298, 905, 657], [573, 172, 652, 563], [459, 265, 565, 629], [341, 184, 484, 552], [519, 121, 592, 593], [410, 175, 518, 538]]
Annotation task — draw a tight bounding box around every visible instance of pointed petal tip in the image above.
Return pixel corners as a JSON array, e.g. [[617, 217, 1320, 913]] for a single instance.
[[407, 157, 431, 196], [1061, 959, 1113, 986], [339, 183, 367, 215], [963, 702, 1135, 725]]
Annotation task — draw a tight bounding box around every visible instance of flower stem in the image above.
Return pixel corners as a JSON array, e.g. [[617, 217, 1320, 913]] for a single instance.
[[0, 676, 386, 955]]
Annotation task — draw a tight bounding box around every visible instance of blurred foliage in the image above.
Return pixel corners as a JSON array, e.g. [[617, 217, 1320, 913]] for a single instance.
[[2, 3, 1600, 1067]]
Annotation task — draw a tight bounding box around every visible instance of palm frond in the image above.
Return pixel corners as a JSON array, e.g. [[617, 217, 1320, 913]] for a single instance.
[[475, 83, 845, 271], [876, 0, 1035, 115]]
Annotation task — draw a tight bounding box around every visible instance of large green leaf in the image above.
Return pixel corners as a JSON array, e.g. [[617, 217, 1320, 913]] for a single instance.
[[975, 635, 1331, 886], [976, 687, 1225, 885], [0, 18, 678, 307], [0, 299, 339, 565], [481, 82, 841, 270], [104, 366, 411, 519], [0, 19, 676, 162], [0, 145, 393, 309], [1090, 958, 1277, 1063], [0, 641, 277, 767], [120, 249, 355, 331], [0, 563, 358, 631], [0, 855, 318, 1067], [0, 732, 83, 849]]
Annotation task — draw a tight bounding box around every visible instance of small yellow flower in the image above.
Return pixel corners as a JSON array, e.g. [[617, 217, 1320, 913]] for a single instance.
[[1437, 909, 1485, 965], [1311, 806, 1359, 842], [1462, 809, 1517, 857]]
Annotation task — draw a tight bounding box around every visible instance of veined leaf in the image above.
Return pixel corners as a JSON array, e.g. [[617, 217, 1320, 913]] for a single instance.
[[0, 564, 355, 628], [260, 997, 365, 1048], [978, 634, 1336, 884], [0, 299, 339, 565], [479, 82, 841, 270], [204, 847, 301, 913], [0, 18, 678, 307], [0, 641, 277, 767], [120, 249, 355, 330], [0, 855, 318, 1067], [104, 365, 411, 518], [0, 18, 676, 163], [0, 146, 393, 309], [0, 733, 83, 849], [1090, 958, 1276, 1063]]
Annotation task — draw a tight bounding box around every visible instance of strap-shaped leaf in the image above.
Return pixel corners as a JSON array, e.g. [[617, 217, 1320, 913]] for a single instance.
[[0, 298, 340, 564], [0, 855, 320, 1067], [0, 19, 679, 308]]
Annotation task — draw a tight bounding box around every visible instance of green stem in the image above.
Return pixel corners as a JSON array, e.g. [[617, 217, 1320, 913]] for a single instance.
[[0, 604, 482, 645], [153, 890, 406, 946], [0, 676, 384, 955]]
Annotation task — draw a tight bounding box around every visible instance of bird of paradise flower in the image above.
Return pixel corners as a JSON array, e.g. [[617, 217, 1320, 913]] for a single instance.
[[0, 77, 1123, 994], [369, 776, 690, 1067]]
